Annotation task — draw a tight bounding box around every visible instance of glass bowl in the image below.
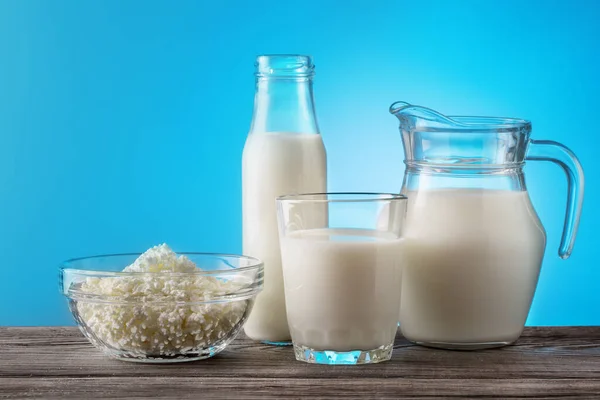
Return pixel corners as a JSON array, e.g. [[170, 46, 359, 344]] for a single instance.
[[59, 253, 263, 363]]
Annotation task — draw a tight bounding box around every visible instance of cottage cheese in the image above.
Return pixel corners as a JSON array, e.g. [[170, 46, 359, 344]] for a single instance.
[[76, 244, 247, 357]]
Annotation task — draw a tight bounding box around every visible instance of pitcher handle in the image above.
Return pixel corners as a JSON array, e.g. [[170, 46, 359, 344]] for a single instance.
[[526, 140, 584, 259]]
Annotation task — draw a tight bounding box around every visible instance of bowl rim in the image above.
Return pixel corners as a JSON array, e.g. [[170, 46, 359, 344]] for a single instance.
[[59, 252, 264, 304], [60, 252, 263, 276]]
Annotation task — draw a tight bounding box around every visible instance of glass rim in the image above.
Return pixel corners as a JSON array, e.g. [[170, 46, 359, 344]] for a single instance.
[[389, 102, 532, 133], [424, 116, 532, 133], [276, 192, 408, 203]]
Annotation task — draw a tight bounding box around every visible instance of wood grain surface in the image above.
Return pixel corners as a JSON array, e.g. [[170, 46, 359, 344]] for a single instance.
[[1, 327, 599, 399]]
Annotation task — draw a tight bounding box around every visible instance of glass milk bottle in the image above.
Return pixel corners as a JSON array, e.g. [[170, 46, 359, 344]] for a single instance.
[[242, 55, 327, 343]]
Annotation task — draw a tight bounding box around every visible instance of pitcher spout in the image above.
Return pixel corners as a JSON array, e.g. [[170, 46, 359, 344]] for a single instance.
[[389, 101, 460, 129], [388, 101, 412, 115]]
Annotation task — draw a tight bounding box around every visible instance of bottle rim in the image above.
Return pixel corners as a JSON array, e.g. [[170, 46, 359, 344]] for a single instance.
[[255, 54, 315, 78]]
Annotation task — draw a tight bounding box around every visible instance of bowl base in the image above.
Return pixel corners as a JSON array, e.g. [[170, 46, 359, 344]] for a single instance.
[[111, 354, 212, 364], [103, 343, 228, 364]]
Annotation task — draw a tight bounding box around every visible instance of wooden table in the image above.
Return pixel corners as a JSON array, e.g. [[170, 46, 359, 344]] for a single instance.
[[1, 327, 599, 399]]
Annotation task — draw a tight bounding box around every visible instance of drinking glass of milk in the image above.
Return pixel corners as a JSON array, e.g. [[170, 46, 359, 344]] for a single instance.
[[277, 193, 407, 365], [390, 101, 584, 350], [242, 55, 327, 344]]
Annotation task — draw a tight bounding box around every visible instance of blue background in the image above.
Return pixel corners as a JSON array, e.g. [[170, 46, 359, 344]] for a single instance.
[[0, 0, 597, 326]]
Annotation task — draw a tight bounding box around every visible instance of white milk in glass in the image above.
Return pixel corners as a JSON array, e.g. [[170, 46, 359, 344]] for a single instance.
[[399, 189, 546, 345], [242, 132, 326, 342], [280, 228, 402, 351]]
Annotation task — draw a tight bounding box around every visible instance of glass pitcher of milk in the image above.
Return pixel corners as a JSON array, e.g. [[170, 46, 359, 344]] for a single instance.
[[390, 101, 584, 350], [242, 55, 327, 344]]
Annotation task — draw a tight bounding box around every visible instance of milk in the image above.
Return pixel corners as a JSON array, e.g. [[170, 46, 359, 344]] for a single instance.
[[280, 228, 402, 351], [377, 206, 404, 325], [399, 189, 546, 347], [242, 132, 327, 342]]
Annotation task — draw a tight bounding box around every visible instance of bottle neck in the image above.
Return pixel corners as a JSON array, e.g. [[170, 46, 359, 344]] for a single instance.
[[249, 77, 320, 134]]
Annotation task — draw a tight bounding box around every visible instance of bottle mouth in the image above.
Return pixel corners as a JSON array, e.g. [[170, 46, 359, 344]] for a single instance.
[[255, 54, 315, 78]]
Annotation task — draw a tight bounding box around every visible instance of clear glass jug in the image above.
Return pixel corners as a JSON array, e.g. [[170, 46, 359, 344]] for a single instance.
[[390, 101, 584, 350]]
